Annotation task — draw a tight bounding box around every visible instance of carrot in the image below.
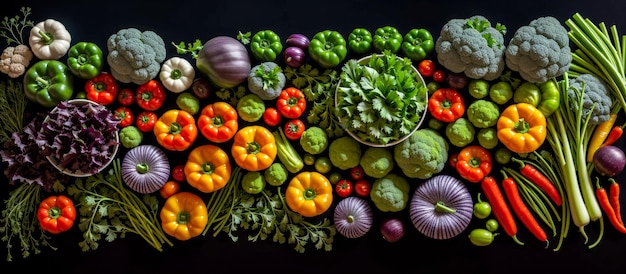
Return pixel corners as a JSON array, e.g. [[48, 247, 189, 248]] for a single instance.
[[601, 124, 624, 147], [595, 178, 626, 233], [587, 113, 618, 162], [608, 178, 623, 226], [501, 171, 548, 245], [480, 176, 524, 245], [512, 158, 562, 206]]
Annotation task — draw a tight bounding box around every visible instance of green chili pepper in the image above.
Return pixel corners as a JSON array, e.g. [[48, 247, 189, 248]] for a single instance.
[[23, 60, 74, 108], [513, 82, 541, 106], [400, 28, 434, 61], [308, 30, 347, 68], [372, 26, 403, 53], [537, 79, 560, 117], [348, 28, 372, 54], [66, 42, 104, 80], [250, 30, 283, 62]]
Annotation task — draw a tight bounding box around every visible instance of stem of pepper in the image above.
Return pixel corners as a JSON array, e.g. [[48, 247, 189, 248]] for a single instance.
[[434, 201, 456, 214], [37, 30, 53, 45]]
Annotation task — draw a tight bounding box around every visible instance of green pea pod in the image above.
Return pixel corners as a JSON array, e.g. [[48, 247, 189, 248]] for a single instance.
[[23, 60, 74, 108], [513, 82, 541, 106], [400, 28, 434, 61], [250, 30, 283, 62], [348, 28, 372, 54], [373, 26, 403, 53], [66, 42, 104, 79], [308, 30, 347, 68], [537, 79, 560, 117]]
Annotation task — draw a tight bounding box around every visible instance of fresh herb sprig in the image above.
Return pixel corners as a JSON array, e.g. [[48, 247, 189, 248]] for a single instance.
[[0, 79, 28, 143], [0, 6, 34, 45]]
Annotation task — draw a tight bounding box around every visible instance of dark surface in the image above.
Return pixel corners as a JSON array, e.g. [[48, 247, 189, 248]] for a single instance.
[[2, 0, 626, 273]]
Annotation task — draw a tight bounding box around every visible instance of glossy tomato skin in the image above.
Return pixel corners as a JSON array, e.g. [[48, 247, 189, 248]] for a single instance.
[[171, 164, 185, 182], [418, 59, 435, 78], [160, 181, 181, 199], [284, 119, 305, 140], [354, 179, 371, 197], [432, 69, 446, 83], [350, 166, 365, 180], [263, 107, 282, 126], [335, 179, 353, 198]]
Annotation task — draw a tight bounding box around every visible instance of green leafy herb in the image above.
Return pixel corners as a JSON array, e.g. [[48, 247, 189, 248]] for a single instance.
[[67, 159, 173, 252], [237, 31, 251, 45], [0, 6, 34, 45], [0, 79, 28, 143], [255, 64, 283, 90], [215, 85, 247, 106], [171, 39, 203, 59]]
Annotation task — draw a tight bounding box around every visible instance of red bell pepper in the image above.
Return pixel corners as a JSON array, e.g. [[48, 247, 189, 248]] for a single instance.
[[85, 72, 119, 105], [428, 88, 465, 123], [37, 195, 76, 234], [118, 88, 135, 106], [136, 80, 166, 111], [136, 111, 158, 133], [276, 87, 306, 119], [114, 106, 134, 128]]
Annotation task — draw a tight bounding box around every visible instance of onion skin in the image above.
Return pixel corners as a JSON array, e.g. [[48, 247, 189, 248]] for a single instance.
[[333, 197, 373, 239], [286, 34, 310, 50], [121, 145, 171, 194], [191, 78, 211, 99], [196, 36, 251, 89], [593, 145, 626, 177], [284, 46, 305, 68], [380, 217, 405, 243], [446, 72, 469, 90]]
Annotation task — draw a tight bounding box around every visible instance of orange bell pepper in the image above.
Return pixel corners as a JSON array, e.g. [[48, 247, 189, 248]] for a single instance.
[[455, 145, 493, 183], [428, 88, 465, 123], [497, 103, 547, 154], [231, 125, 277, 171], [154, 109, 198, 151], [285, 171, 333, 217], [197, 102, 239, 143], [184, 144, 232, 193], [37, 195, 76, 234], [160, 192, 208, 241]]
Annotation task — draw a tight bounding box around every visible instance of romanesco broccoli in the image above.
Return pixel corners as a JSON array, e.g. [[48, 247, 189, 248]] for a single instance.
[[467, 99, 500, 128], [446, 117, 475, 147]]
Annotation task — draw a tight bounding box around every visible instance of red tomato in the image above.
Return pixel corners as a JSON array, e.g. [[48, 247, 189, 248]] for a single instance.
[[433, 69, 446, 83], [284, 119, 305, 140], [448, 153, 459, 169], [350, 166, 365, 180], [263, 107, 282, 127], [418, 59, 436, 78], [117, 88, 135, 106], [354, 179, 371, 197], [335, 179, 353, 198], [160, 181, 181, 199], [171, 164, 185, 182]]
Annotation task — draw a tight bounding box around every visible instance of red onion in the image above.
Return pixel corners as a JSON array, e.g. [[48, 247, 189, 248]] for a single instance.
[[446, 72, 469, 90], [380, 217, 405, 243], [286, 34, 310, 50], [593, 145, 626, 177], [191, 78, 212, 99], [284, 46, 305, 68]]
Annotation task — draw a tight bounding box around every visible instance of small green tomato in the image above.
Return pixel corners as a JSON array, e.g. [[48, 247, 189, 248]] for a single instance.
[[469, 228, 497, 246], [328, 172, 342, 184], [303, 153, 316, 166], [473, 193, 492, 219], [495, 147, 512, 165], [486, 218, 499, 232], [314, 156, 332, 174]]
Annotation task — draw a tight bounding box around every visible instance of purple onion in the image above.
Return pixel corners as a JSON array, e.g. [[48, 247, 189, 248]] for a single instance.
[[593, 145, 626, 177], [286, 34, 310, 50], [446, 72, 469, 90], [284, 46, 305, 68], [380, 217, 405, 243]]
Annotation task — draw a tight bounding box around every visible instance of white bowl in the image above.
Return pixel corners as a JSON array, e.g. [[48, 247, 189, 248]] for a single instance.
[[44, 99, 120, 177], [334, 54, 428, 147]]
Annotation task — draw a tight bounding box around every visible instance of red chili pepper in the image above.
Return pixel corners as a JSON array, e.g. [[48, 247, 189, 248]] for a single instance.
[[609, 178, 623, 226], [480, 176, 524, 245], [114, 106, 134, 128], [85, 72, 119, 105], [501, 171, 547, 243], [595, 178, 626, 233], [136, 80, 166, 111], [511, 158, 562, 206], [602, 124, 624, 147]]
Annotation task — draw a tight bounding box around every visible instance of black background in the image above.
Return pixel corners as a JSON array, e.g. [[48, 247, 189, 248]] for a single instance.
[[2, 0, 626, 273]]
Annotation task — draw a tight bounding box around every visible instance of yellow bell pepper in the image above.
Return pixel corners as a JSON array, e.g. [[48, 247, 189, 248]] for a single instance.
[[285, 171, 333, 217], [231, 125, 277, 171], [153, 109, 198, 151], [160, 192, 208, 241], [184, 144, 232, 193], [497, 103, 547, 154]]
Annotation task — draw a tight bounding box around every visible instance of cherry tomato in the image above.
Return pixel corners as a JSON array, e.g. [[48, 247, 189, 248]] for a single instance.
[[433, 69, 446, 83], [263, 107, 282, 127], [418, 59, 436, 78], [159, 181, 180, 199], [171, 164, 185, 182], [303, 153, 316, 166], [354, 179, 371, 197], [314, 156, 332, 174], [335, 179, 353, 198], [350, 166, 365, 180], [448, 153, 459, 168], [329, 172, 342, 184], [284, 119, 305, 140], [118, 88, 135, 106]]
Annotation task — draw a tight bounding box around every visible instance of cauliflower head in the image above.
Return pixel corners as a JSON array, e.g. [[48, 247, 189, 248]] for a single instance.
[[106, 28, 166, 85], [370, 173, 410, 212], [299, 126, 329, 155], [329, 136, 362, 170], [0, 45, 33, 78], [394, 128, 448, 179], [467, 99, 500, 128], [360, 147, 394, 179], [568, 74, 613, 126], [435, 15, 507, 81], [505, 16, 571, 83]]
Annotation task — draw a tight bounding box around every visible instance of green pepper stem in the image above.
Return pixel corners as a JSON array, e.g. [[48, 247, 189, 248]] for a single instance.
[[434, 201, 456, 214], [38, 30, 53, 45], [48, 206, 61, 219], [202, 162, 215, 174], [170, 69, 182, 80], [35, 76, 49, 87], [246, 141, 261, 154], [514, 118, 530, 134], [169, 122, 182, 135], [303, 188, 317, 200], [136, 163, 149, 174]]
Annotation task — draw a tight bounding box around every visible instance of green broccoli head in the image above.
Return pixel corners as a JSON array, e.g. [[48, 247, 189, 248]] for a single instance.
[[568, 74, 613, 125], [119, 125, 143, 149], [264, 162, 288, 186], [299, 126, 329, 155], [394, 128, 448, 179], [435, 15, 506, 81], [370, 173, 410, 212], [446, 118, 476, 147], [360, 147, 394, 179], [106, 28, 166, 85], [237, 94, 266, 122], [505, 16, 571, 83], [329, 136, 362, 170], [467, 99, 500, 128]]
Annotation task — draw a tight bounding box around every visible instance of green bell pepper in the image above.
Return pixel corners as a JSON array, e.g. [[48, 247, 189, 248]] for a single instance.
[[308, 30, 347, 68], [513, 82, 541, 106], [66, 42, 104, 79], [250, 30, 283, 62], [373, 26, 403, 53], [537, 79, 560, 117], [401, 28, 434, 61], [348, 28, 372, 54], [23, 60, 74, 108]]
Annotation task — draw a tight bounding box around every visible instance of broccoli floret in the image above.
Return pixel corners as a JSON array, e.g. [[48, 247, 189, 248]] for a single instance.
[[360, 147, 394, 179], [299, 126, 329, 155], [119, 126, 143, 149], [241, 171, 266, 194], [394, 128, 449, 179], [248, 62, 286, 100], [264, 162, 288, 186], [489, 81, 514, 105], [468, 79, 490, 99], [505, 16, 571, 83], [435, 15, 507, 81], [477, 127, 499, 149], [328, 136, 362, 170], [106, 28, 166, 85], [467, 99, 500, 128], [237, 93, 266, 122], [567, 74, 613, 125], [370, 173, 410, 212], [446, 117, 476, 147]]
